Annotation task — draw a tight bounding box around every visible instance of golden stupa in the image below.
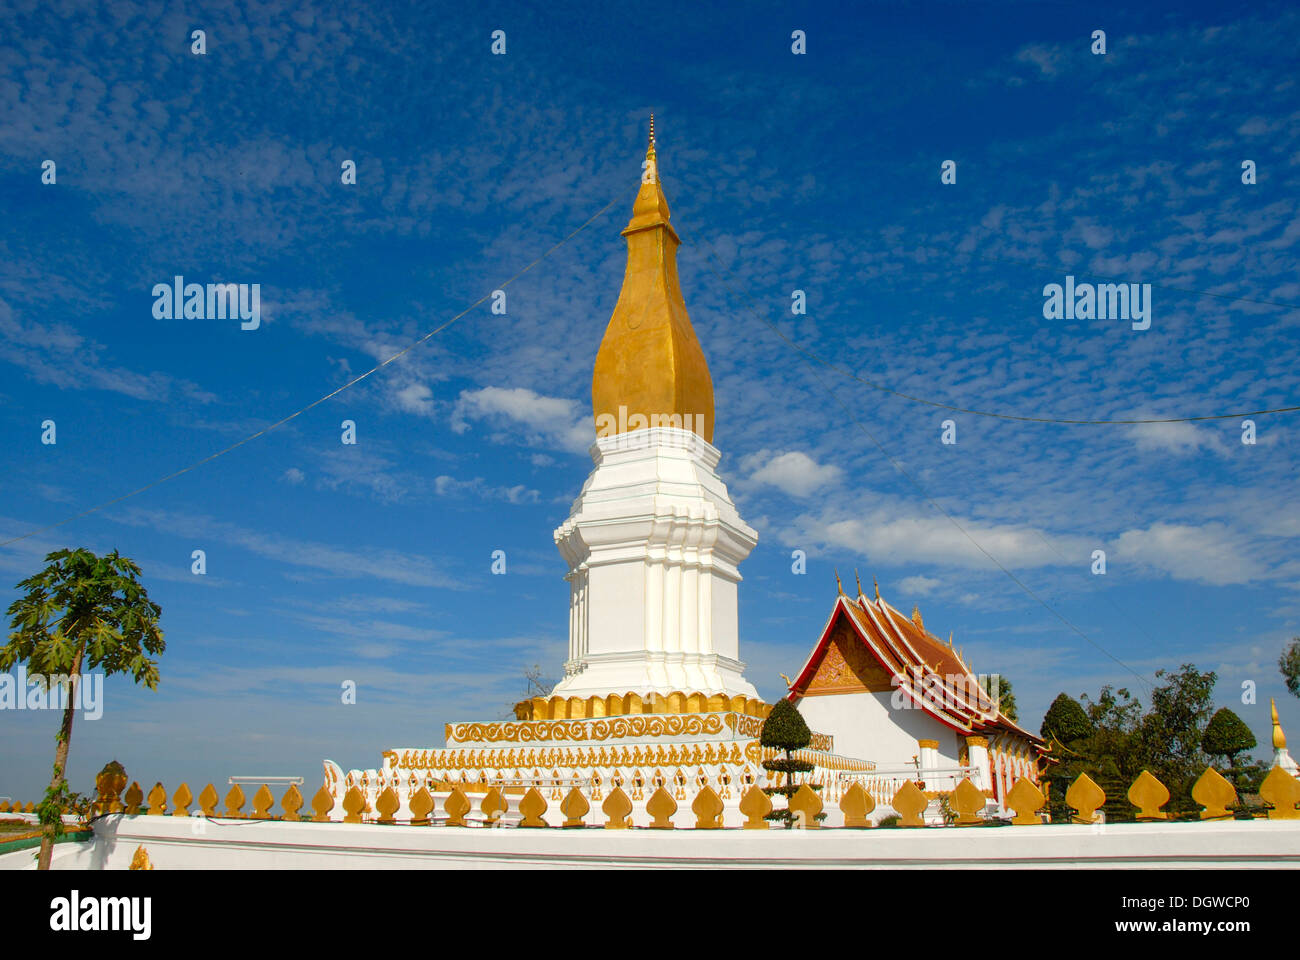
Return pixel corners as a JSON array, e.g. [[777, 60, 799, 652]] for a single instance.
[[591, 116, 715, 443]]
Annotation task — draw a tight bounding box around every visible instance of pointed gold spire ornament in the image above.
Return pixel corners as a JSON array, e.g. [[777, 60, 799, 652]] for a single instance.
[[1273, 698, 1288, 750], [834, 569, 844, 595], [873, 576, 881, 602], [592, 117, 715, 442], [854, 569, 863, 597]]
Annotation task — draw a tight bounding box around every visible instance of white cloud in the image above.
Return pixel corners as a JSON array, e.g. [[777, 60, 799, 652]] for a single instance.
[[784, 504, 1084, 572], [1112, 522, 1264, 585], [282, 467, 306, 485], [434, 475, 540, 504], [898, 575, 941, 596], [1127, 420, 1230, 457], [393, 382, 434, 416], [742, 450, 842, 497], [451, 386, 590, 454], [1014, 43, 1067, 77]]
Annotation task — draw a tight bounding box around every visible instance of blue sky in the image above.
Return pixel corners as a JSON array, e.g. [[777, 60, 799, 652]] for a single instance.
[[2, 0, 1299, 800]]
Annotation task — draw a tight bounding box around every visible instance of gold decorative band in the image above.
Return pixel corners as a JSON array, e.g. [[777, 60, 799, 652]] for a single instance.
[[386, 738, 747, 773], [513, 691, 769, 722], [449, 712, 726, 745], [918, 739, 940, 750], [724, 713, 834, 753]]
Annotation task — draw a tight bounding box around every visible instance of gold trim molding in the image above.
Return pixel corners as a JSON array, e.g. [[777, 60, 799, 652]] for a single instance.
[[385, 739, 748, 773], [512, 691, 769, 722], [449, 713, 725, 745]]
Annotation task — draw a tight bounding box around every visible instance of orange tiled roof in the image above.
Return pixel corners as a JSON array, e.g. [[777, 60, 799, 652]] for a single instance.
[[788, 582, 1043, 745]]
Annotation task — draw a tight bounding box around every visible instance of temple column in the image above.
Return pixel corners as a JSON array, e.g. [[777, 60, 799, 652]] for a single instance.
[[918, 738, 939, 779], [965, 735, 991, 791]]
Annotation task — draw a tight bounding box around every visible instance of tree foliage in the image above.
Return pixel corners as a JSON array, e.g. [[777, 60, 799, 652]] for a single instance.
[[980, 674, 1018, 722], [3, 549, 165, 686], [759, 698, 816, 827], [2, 549, 164, 869], [760, 697, 811, 751], [1280, 638, 1300, 699], [1202, 707, 1256, 762], [1040, 665, 1251, 822], [1041, 693, 1092, 744]]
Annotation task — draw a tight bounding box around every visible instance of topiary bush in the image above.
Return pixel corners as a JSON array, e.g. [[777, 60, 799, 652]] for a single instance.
[[759, 698, 817, 828]]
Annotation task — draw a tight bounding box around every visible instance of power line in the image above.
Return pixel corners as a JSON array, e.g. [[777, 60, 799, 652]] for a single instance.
[[1, 190, 629, 548], [695, 241, 1155, 691], [681, 235, 1299, 425]]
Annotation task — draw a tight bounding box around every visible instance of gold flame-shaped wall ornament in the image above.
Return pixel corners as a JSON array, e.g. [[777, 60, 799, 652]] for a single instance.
[[1065, 773, 1106, 824], [1191, 768, 1237, 820], [1005, 778, 1046, 825], [788, 783, 824, 829], [1128, 770, 1170, 821], [839, 782, 874, 828], [892, 780, 928, 827], [739, 785, 772, 829], [646, 786, 678, 828], [591, 118, 715, 443], [950, 778, 987, 825], [561, 787, 590, 827], [691, 784, 724, 829]]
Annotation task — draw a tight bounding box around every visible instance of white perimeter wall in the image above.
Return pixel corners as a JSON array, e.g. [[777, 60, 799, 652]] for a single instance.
[[7, 815, 1299, 870]]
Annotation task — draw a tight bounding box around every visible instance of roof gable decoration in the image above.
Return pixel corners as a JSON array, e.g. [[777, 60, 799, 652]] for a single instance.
[[789, 583, 1041, 744]]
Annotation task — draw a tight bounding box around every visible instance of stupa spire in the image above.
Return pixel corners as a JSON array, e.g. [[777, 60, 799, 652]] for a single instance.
[[591, 116, 715, 442]]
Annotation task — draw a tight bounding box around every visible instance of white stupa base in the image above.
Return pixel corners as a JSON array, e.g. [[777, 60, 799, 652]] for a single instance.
[[552, 426, 760, 705]]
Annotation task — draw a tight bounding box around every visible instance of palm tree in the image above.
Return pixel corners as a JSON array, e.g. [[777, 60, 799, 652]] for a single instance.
[[2, 548, 164, 869]]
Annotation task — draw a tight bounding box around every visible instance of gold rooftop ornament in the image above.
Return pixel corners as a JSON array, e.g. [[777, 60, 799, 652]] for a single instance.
[[591, 116, 715, 442]]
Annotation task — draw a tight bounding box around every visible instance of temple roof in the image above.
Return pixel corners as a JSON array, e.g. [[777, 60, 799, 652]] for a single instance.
[[788, 580, 1042, 743], [591, 116, 715, 443]]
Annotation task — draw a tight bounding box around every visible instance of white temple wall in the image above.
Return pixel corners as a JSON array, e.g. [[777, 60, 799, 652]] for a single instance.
[[796, 691, 961, 769], [585, 562, 645, 660]]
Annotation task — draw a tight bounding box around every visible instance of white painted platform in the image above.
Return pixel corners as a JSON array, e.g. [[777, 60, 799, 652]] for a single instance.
[[8, 814, 1299, 869]]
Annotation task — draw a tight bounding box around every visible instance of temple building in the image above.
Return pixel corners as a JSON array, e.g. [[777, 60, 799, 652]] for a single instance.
[[787, 576, 1046, 806], [327, 121, 1047, 825]]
